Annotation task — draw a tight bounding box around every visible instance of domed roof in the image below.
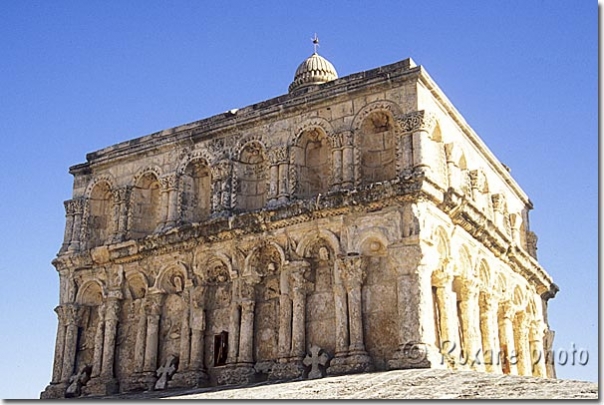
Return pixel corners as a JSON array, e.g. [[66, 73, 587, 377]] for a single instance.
[[289, 52, 338, 93]]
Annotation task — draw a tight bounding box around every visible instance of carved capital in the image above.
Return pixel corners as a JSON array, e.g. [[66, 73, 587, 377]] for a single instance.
[[268, 146, 288, 165], [64, 199, 85, 216], [104, 298, 121, 321], [457, 279, 479, 301], [211, 160, 232, 181], [144, 293, 164, 316], [241, 300, 255, 313], [58, 303, 80, 325], [431, 270, 452, 288], [339, 254, 365, 290], [159, 174, 177, 191], [396, 110, 436, 134], [469, 169, 488, 193], [329, 132, 343, 149], [112, 186, 132, 204], [491, 193, 507, 213]]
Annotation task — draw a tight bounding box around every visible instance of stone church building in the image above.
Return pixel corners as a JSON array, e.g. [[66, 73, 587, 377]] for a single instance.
[[41, 48, 558, 398]]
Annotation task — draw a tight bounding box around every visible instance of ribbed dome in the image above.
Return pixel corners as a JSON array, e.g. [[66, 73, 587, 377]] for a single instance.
[[289, 53, 338, 93]]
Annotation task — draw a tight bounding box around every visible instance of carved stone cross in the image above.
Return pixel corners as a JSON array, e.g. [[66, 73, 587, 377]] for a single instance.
[[303, 345, 330, 379], [155, 355, 178, 390], [65, 365, 91, 398]]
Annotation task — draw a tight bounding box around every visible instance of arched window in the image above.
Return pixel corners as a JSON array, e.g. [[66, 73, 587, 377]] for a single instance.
[[295, 128, 331, 199], [359, 111, 396, 185], [181, 159, 211, 223], [130, 172, 161, 238], [237, 142, 267, 211], [88, 181, 114, 247]]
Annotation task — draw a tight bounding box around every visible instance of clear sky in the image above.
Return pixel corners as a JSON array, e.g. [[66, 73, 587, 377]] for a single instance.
[[0, 1, 596, 399]]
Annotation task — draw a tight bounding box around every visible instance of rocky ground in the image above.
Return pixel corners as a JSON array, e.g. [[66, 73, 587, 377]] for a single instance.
[[97, 369, 598, 400]]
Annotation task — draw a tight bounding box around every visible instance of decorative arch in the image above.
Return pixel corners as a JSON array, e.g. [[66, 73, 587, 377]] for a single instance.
[[180, 157, 212, 223], [352, 228, 390, 256], [76, 279, 105, 306], [432, 226, 450, 267], [290, 125, 332, 198], [86, 179, 116, 248], [155, 262, 188, 294], [243, 240, 286, 278], [176, 147, 216, 175], [125, 270, 148, 300], [477, 259, 491, 289], [352, 102, 401, 186], [130, 167, 162, 238], [456, 245, 474, 279], [234, 140, 268, 211], [295, 229, 341, 259], [290, 118, 335, 147]]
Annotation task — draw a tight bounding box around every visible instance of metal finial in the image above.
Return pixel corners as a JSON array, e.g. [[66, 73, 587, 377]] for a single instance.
[[311, 33, 319, 54]]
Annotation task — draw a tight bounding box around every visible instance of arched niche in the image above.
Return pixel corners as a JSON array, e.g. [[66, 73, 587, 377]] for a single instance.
[[181, 158, 212, 223], [88, 181, 115, 248], [293, 128, 331, 199], [74, 280, 104, 374], [358, 110, 396, 185], [246, 242, 283, 363], [130, 171, 161, 238], [358, 236, 397, 370], [236, 141, 268, 211], [300, 237, 337, 357]]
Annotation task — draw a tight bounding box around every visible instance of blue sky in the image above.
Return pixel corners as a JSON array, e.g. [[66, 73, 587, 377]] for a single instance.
[[0, 1, 596, 399]]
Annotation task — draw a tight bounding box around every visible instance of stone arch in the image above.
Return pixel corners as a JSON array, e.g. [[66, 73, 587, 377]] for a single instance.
[[125, 270, 148, 300], [433, 226, 450, 267], [155, 262, 188, 295], [176, 147, 216, 176], [291, 126, 332, 199], [86, 179, 116, 248], [180, 157, 212, 223], [243, 241, 285, 281], [456, 245, 474, 279], [295, 229, 341, 259], [130, 168, 162, 238], [512, 285, 526, 309], [234, 140, 268, 211], [290, 117, 335, 147], [76, 279, 105, 306], [351, 100, 404, 134], [477, 259, 491, 290], [352, 228, 389, 256], [355, 109, 398, 186]]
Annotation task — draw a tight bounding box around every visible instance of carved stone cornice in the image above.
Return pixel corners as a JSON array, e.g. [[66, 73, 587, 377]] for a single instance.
[[396, 110, 436, 134]]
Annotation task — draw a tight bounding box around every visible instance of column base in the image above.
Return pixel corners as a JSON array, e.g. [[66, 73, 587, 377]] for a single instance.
[[169, 370, 210, 389], [120, 371, 156, 393], [387, 342, 442, 370], [82, 376, 119, 397], [40, 382, 67, 399], [268, 357, 305, 381], [214, 363, 257, 386], [327, 351, 373, 376]]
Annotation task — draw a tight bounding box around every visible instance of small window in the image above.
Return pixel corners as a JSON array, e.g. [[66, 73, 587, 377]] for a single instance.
[[214, 331, 228, 366]]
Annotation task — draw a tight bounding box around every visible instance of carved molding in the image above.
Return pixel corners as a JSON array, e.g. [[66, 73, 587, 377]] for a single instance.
[[396, 110, 436, 134]]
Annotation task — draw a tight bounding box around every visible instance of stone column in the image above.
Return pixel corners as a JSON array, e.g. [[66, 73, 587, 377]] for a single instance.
[[143, 294, 163, 373], [227, 303, 241, 364], [457, 281, 483, 371], [341, 131, 354, 189], [333, 280, 349, 356], [91, 304, 106, 377], [112, 186, 131, 242], [61, 200, 75, 252], [51, 306, 67, 384], [237, 300, 255, 364], [431, 271, 458, 356], [396, 111, 436, 175], [479, 293, 501, 373], [499, 302, 518, 375], [514, 312, 531, 376], [330, 133, 343, 191], [61, 304, 80, 383], [133, 300, 147, 373], [101, 298, 120, 378], [529, 322, 547, 377], [277, 162, 289, 204], [268, 164, 279, 205], [67, 199, 85, 252], [179, 305, 191, 371], [158, 174, 177, 231], [342, 255, 365, 353], [189, 304, 206, 370], [278, 268, 292, 358], [290, 267, 307, 358], [166, 175, 179, 228]]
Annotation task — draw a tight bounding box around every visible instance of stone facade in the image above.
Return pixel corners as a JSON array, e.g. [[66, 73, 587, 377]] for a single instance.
[[41, 54, 558, 399]]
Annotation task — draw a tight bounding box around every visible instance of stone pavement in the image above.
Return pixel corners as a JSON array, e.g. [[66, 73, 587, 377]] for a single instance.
[[96, 369, 598, 400]]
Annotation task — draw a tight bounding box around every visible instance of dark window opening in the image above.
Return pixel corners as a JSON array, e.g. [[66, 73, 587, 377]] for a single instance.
[[214, 331, 228, 366]]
